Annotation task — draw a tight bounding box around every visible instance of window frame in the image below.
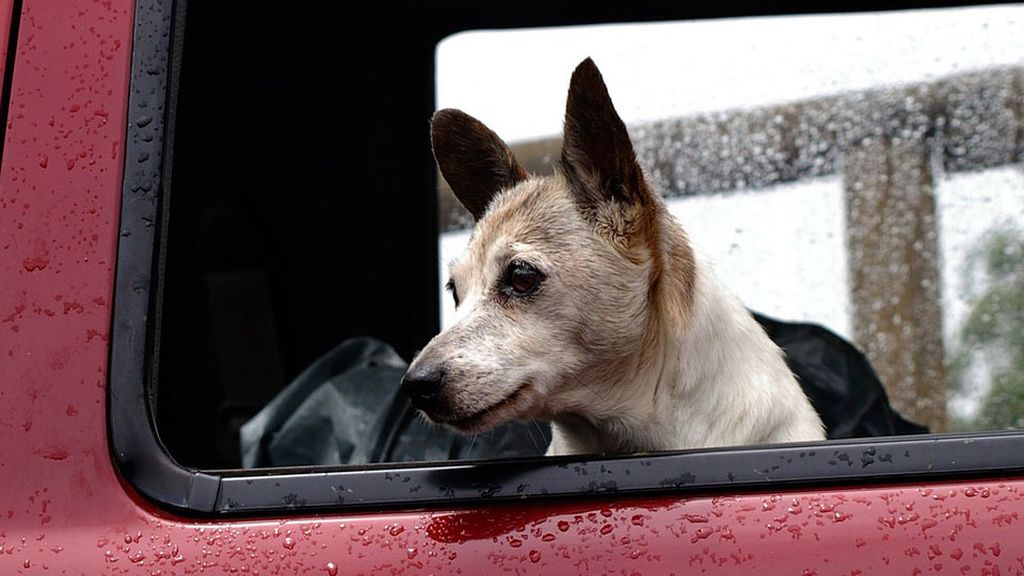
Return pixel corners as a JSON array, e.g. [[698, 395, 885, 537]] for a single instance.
[[110, 0, 1024, 516]]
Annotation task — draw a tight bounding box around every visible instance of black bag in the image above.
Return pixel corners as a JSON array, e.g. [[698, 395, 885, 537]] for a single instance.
[[241, 314, 926, 467]]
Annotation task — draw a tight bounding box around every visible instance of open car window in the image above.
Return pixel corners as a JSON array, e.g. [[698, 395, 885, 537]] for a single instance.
[[109, 1, 1024, 515]]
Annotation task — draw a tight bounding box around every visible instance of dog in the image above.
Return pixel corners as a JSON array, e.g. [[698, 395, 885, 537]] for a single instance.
[[402, 58, 825, 456]]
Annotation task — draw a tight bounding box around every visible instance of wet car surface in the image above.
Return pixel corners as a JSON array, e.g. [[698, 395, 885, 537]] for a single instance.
[[2, 1, 1024, 574]]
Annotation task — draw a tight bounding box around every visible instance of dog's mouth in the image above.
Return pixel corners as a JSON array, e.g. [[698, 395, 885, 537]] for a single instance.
[[435, 383, 536, 434]]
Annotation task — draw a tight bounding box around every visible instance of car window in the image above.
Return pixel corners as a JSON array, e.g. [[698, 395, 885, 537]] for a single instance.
[[110, 0, 1024, 515]]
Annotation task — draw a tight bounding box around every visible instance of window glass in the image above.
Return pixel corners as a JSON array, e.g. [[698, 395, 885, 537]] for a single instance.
[[436, 4, 1024, 434]]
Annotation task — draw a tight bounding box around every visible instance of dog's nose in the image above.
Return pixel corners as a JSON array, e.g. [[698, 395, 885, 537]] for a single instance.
[[401, 365, 446, 411]]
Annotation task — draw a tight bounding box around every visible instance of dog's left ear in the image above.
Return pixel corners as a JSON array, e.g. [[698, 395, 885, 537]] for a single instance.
[[560, 58, 656, 230], [431, 108, 528, 220]]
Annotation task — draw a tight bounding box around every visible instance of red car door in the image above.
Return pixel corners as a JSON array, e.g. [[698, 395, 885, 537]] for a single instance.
[[1, 1, 1023, 574]]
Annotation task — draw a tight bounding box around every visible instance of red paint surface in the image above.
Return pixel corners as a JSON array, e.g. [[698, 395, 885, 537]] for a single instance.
[[1, 1, 1024, 574], [0, 0, 14, 82]]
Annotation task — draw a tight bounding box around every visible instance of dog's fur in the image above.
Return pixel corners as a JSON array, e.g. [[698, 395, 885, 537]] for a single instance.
[[405, 58, 825, 456]]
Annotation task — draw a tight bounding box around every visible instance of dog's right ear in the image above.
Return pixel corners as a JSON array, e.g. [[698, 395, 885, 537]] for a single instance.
[[560, 58, 655, 234], [431, 109, 528, 220]]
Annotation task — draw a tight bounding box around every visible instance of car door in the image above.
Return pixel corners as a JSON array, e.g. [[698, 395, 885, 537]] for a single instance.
[[2, 1, 1023, 574]]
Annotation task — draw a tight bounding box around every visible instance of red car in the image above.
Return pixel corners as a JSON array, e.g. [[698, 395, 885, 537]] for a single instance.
[[2, 1, 1023, 574]]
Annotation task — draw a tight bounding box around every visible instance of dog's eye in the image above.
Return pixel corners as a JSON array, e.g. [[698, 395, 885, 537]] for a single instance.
[[446, 278, 460, 308], [504, 261, 543, 297]]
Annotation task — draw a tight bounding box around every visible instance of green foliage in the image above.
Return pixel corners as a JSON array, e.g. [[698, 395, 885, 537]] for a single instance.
[[974, 370, 1024, 429], [952, 225, 1024, 430]]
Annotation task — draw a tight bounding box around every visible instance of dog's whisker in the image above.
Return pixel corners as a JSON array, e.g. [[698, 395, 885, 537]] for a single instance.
[[527, 420, 547, 454]]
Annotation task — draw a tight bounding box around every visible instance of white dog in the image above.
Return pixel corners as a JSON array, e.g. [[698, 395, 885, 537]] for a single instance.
[[402, 58, 825, 456]]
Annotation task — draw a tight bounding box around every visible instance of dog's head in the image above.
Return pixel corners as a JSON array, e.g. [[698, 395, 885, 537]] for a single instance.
[[403, 58, 694, 433]]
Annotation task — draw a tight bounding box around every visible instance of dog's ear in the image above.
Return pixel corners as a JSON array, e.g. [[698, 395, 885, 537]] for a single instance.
[[431, 108, 528, 220], [560, 58, 654, 225]]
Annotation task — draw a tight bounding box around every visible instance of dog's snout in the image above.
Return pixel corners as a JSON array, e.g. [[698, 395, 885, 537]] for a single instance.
[[402, 365, 446, 410]]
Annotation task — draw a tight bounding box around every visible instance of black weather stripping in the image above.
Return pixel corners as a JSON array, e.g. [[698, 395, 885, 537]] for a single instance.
[[212, 431, 1024, 514]]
